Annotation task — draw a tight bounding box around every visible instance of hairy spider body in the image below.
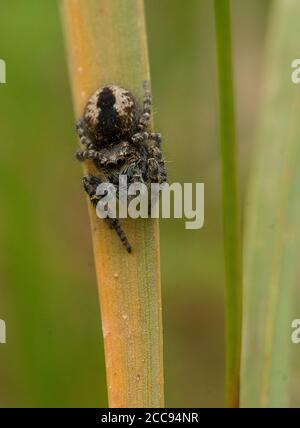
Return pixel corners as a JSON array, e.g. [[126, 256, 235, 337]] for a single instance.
[[75, 81, 167, 252]]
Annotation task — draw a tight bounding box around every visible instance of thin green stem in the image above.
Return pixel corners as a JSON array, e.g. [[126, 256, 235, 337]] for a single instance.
[[214, 0, 242, 408]]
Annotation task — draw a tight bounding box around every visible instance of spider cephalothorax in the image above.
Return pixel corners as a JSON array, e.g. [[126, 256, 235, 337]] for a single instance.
[[75, 81, 167, 253]]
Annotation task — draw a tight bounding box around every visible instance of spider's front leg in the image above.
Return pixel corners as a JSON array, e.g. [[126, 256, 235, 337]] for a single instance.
[[82, 175, 132, 253]]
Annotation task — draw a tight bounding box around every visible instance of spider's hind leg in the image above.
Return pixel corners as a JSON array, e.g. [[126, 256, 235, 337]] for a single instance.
[[82, 175, 132, 253]]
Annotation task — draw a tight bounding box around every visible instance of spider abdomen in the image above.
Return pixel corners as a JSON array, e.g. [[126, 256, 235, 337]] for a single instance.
[[84, 85, 139, 143]]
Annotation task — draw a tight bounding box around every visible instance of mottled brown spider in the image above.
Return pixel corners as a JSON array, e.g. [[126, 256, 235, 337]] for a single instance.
[[75, 81, 167, 252]]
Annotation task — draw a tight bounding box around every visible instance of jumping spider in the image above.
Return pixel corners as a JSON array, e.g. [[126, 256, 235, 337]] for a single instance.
[[75, 81, 167, 253]]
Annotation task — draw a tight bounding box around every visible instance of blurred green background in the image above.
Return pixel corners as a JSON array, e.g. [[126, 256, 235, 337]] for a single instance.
[[0, 0, 270, 407]]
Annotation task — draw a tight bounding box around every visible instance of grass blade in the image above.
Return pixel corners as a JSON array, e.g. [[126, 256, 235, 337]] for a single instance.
[[241, 0, 300, 408], [60, 0, 164, 408], [214, 0, 243, 408]]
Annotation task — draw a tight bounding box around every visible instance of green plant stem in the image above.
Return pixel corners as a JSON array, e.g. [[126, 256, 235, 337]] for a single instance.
[[214, 0, 242, 408]]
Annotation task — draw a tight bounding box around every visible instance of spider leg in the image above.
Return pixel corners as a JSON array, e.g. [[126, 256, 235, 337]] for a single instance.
[[137, 80, 152, 132], [75, 149, 99, 161], [76, 146, 124, 164], [82, 175, 132, 253], [76, 118, 94, 149], [149, 132, 162, 146], [132, 131, 162, 146], [147, 146, 167, 184], [148, 159, 167, 184], [146, 149, 167, 216]]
